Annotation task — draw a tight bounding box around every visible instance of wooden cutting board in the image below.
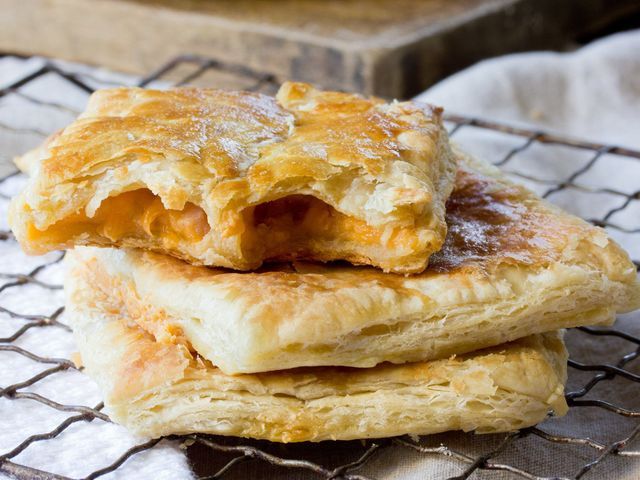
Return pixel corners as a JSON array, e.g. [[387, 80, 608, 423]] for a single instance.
[[2, 0, 638, 98]]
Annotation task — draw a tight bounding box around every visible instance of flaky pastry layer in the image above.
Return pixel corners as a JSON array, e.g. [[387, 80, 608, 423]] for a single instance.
[[65, 264, 568, 442], [66, 152, 640, 374], [10, 83, 456, 273]]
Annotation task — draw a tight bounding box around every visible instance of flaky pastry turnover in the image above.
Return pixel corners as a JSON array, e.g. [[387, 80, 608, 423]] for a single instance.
[[9, 83, 456, 273], [65, 258, 568, 441], [66, 153, 640, 375]]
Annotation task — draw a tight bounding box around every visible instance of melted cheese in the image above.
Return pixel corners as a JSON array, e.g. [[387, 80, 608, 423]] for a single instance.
[[28, 189, 210, 249], [246, 195, 413, 260], [29, 190, 416, 266], [93, 190, 210, 245]]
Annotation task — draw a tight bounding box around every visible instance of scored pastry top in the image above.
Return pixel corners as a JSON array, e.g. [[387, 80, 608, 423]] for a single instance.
[[10, 82, 456, 273]]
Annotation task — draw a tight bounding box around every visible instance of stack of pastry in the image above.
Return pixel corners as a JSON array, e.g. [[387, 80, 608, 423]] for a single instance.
[[9, 83, 640, 442]]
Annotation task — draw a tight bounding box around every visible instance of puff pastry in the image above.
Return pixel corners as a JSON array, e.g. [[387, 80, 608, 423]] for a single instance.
[[65, 259, 568, 441], [9, 83, 456, 273], [67, 153, 640, 374]]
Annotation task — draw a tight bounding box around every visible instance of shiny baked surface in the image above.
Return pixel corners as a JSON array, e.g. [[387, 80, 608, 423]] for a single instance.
[[65, 262, 568, 442], [65, 152, 640, 374], [9, 83, 456, 273]]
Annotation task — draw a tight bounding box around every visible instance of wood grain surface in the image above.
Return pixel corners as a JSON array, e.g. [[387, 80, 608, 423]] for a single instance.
[[2, 0, 639, 97]]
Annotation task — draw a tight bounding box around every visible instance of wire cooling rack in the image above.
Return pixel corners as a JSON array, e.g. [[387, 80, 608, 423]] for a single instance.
[[0, 54, 639, 480]]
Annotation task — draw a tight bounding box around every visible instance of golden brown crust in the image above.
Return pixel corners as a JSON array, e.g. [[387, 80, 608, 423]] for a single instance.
[[9, 83, 456, 273], [66, 153, 640, 374], [65, 261, 568, 442]]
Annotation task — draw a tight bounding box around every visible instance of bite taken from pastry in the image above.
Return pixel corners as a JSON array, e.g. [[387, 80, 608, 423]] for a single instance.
[[9, 82, 457, 274]]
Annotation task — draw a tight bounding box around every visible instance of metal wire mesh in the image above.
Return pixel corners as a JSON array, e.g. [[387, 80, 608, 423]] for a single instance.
[[0, 53, 639, 480]]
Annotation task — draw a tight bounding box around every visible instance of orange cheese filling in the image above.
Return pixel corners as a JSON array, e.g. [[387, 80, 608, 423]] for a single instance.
[[28, 191, 418, 265], [28, 189, 210, 248], [93, 189, 210, 244], [243, 194, 417, 261]]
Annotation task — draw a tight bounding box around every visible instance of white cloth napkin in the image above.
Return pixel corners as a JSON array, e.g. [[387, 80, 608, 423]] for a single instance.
[[1, 29, 640, 479]]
